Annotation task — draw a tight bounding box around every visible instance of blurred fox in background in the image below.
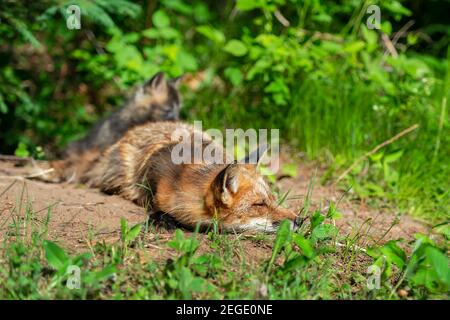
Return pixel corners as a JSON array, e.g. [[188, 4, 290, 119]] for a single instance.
[[40, 72, 182, 182], [64, 72, 183, 156]]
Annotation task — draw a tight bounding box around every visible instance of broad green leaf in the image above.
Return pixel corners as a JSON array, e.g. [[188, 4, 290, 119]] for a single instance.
[[179, 267, 194, 298], [223, 39, 248, 57], [178, 50, 198, 71], [142, 28, 159, 39], [43, 240, 68, 270], [281, 163, 297, 178], [122, 32, 139, 43], [310, 211, 325, 231], [125, 223, 142, 243], [369, 152, 384, 162], [168, 229, 200, 254], [344, 41, 365, 53], [326, 202, 343, 220], [152, 10, 170, 28], [93, 265, 117, 282], [361, 26, 379, 52], [158, 27, 180, 39], [380, 241, 407, 269], [384, 150, 404, 163], [384, 1, 412, 16], [167, 229, 185, 251], [14, 142, 30, 158], [426, 247, 450, 286], [163, 0, 193, 15], [311, 224, 337, 242], [236, 0, 265, 11], [196, 25, 225, 44], [190, 277, 206, 292], [282, 256, 308, 271], [224, 67, 243, 86], [313, 13, 332, 23], [293, 234, 314, 258], [319, 41, 343, 54], [163, 44, 180, 61], [381, 21, 393, 35], [268, 220, 292, 267]]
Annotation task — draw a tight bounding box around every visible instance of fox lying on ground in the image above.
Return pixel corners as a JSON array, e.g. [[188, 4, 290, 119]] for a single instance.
[[40, 72, 182, 182], [45, 122, 298, 232]]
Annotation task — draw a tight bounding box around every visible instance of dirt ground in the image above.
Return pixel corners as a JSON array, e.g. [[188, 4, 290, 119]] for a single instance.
[[0, 159, 428, 258]]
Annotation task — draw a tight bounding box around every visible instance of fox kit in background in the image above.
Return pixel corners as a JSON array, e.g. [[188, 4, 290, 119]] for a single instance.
[[42, 72, 182, 182], [65, 72, 183, 156], [59, 122, 298, 233]]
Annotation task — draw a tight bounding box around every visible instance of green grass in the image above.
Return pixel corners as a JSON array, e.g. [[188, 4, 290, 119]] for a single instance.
[[0, 182, 448, 300]]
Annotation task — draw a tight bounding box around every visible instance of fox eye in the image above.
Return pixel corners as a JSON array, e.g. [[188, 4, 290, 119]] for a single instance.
[[252, 201, 266, 207]]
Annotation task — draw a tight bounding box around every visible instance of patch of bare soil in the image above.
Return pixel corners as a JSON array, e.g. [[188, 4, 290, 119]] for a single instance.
[[0, 159, 428, 260]]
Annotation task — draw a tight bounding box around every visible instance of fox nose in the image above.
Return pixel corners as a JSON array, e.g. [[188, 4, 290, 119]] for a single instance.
[[165, 110, 174, 118], [294, 215, 301, 228], [165, 110, 179, 120], [272, 218, 299, 232]]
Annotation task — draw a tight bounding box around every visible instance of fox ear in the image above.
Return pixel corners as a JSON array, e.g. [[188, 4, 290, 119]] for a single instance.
[[214, 164, 241, 207], [146, 72, 167, 93], [169, 75, 184, 89], [240, 143, 269, 165]]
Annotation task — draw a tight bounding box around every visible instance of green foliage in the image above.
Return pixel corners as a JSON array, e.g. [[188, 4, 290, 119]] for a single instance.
[[368, 234, 450, 296], [163, 229, 219, 299], [43, 240, 115, 292], [1, 242, 43, 299], [268, 219, 292, 271], [0, 204, 116, 299], [120, 217, 142, 259], [14, 142, 30, 158], [120, 218, 142, 245], [43, 240, 70, 271]]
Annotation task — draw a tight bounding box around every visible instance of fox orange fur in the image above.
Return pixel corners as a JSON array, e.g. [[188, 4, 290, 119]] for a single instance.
[[46, 122, 298, 232]]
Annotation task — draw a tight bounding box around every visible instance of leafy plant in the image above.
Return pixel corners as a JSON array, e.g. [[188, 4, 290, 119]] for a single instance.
[[120, 218, 142, 257], [367, 234, 450, 297], [164, 229, 219, 298], [43, 240, 116, 292]]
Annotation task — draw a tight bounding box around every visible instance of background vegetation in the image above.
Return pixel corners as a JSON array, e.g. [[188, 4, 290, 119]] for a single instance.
[[0, 0, 449, 299]]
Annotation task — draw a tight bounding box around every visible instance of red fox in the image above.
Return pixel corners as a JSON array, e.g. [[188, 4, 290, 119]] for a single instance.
[[47, 122, 298, 232]]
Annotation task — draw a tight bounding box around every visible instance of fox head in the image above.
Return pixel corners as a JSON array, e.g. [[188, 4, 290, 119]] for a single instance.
[[205, 145, 299, 233], [131, 72, 182, 121]]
